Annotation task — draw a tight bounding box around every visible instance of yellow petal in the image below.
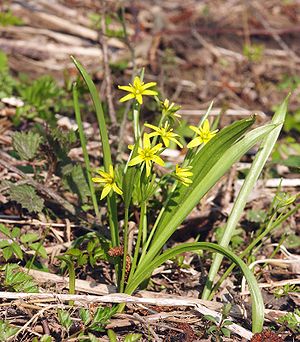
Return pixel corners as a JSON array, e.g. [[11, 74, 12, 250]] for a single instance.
[[136, 94, 143, 104], [187, 137, 202, 148], [109, 165, 114, 178], [162, 136, 170, 147], [128, 155, 144, 166], [142, 89, 158, 96], [92, 177, 106, 183], [120, 93, 135, 102], [100, 184, 112, 200], [112, 183, 123, 196], [169, 137, 183, 148], [150, 143, 162, 154], [144, 123, 160, 132], [145, 160, 152, 177], [118, 85, 134, 92], [152, 155, 165, 166], [142, 81, 157, 90], [133, 76, 142, 88], [189, 126, 200, 134], [143, 133, 151, 149], [202, 119, 210, 132]]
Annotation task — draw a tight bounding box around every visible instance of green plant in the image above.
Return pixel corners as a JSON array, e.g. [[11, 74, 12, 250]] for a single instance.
[[243, 43, 264, 62], [0, 263, 38, 292], [274, 284, 300, 299], [278, 308, 300, 333], [0, 320, 19, 341], [70, 57, 290, 333], [0, 224, 47, 261], [0, 10, 23, 26], [204, 303, 233, 341]]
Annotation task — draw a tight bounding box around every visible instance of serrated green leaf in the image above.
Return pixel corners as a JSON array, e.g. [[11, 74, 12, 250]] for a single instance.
[[20, 233, 39, 244], [29, 243, 47, 259], [11, 242, 23, 259], [40, 335, 52, 342], [9, 184, 44, 213], [0, 240, 10, 248], [79, 308, 90, 325], [124, 333, 142, 342], [11, 227, 21, 239], [63, 164, 90, 203], [0, 224, 11, 238], [2, 246, 13, 260], [12, 131, 41, 160], [65, 248, 82, 257], [3, 264, 38, 292], [57, 309, 72, 330], [0, 320, 19, 341]]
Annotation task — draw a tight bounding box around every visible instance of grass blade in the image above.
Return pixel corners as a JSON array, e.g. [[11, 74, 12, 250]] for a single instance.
[[125, 242, 264, 333], [72, 82, 100, 219], [202, 96, 289, 299]]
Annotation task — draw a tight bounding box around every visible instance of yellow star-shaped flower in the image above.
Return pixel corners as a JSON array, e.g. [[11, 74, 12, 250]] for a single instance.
[[118, 76, 158, 105], [187, 119, 218, 148], [92, 165, 123, 200], [175, 165, 193, 186], [144, 122, 183, 148], [128, 133, 164, 177]]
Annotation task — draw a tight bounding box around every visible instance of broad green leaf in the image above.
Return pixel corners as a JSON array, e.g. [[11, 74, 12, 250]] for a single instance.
[[126, 242, 264, 333], [12, 131, 41, 161], [0, 320, 19, 341], [9, 184, 44, 213], [11, 227, 21, 239], [124, 333, 142, 342], [29, 243, 47, 259], [0, 224, 11, 238], [20, 233, 39, 244], [0, 240, 10, 248], [79, 308, 90, 325], [11, 242, 23, 259], [2, 246, 13, 260], [57, 309, 72, 330]]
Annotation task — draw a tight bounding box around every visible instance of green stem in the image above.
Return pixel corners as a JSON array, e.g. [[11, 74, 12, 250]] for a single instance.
[[119, 207, 129, 293], [72, 82, 100, 220], [208, 203, 300, 299], [127, 201, 147, 284], [140, 181, 177, 260], [68, 262, 75, 306]]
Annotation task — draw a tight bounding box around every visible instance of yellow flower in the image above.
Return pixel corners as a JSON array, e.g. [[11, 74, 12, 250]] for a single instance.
[[144, 122, 183, 148], [175, 165, 193, 186], [162, 99, 181, 118], [128, 133, 164, 177], [118, 76, 158, 104], [92, 165, 123, 200], [187, 119, 218, 148]]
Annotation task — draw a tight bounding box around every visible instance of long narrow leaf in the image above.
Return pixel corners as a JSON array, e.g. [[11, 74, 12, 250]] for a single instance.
[[138, 122, 277, 272], [202, 96, 289, 300], [72, 82, 100, 219], [71, 57, 120, 250], [125, 242, 264, 333]]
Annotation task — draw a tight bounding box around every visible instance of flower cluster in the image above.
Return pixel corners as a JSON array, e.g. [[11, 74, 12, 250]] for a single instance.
[[92, 76, 219, 200]]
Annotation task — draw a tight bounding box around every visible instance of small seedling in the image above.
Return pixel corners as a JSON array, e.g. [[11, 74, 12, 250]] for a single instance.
[[204, 303, 233, 341]]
